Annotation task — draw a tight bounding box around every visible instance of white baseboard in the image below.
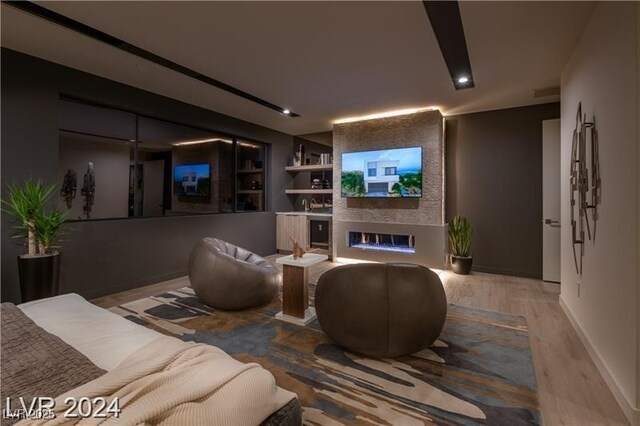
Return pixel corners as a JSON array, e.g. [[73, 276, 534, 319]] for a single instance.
[[559, 295, 639, 425]]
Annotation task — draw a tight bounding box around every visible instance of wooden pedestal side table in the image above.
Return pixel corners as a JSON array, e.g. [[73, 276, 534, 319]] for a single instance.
[[275, 253, 328, 325]]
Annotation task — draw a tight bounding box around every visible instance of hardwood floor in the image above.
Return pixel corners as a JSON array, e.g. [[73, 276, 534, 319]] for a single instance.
[[91, 257, 628, 425]]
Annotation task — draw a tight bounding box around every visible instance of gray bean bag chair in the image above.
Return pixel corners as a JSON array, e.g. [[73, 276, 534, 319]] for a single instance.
[[315, 263, 447, 358], [189, 238, 280, 310]]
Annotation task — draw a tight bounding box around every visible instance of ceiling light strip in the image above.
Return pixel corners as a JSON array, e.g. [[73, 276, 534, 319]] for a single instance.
[[422, 1, 474, 90], [172, 138, 233, 146], [3, 0, 299, 117], [334, 106, 439, 125]]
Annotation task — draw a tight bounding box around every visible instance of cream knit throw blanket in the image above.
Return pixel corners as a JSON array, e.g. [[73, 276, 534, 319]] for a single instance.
[[20, 336, 294, 426]]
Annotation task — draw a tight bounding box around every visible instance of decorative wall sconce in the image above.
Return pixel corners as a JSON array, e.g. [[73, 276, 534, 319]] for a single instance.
[[570, 102, 600, 276], [81, 162, 95, 219], [60, 168, 77, 208]]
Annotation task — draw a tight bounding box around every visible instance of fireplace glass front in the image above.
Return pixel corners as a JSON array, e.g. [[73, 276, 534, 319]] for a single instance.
[[347, 231, 416, 254]]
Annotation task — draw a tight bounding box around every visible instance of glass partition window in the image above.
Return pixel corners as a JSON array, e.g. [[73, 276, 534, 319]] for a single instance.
[[137, 116, 235, 217], [57, 99, 266, 220], [58, 130, 134, 220]]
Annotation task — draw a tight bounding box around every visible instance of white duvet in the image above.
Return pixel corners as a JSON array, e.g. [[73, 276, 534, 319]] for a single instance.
[[19, 293, 161, 371]]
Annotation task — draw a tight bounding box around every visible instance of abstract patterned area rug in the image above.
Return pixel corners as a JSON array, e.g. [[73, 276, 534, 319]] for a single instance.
[[109, 287, 542, 425]]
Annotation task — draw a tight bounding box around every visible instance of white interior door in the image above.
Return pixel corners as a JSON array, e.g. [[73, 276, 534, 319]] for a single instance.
[[143, 159, 165, 217], [542, 119, 561, 282]]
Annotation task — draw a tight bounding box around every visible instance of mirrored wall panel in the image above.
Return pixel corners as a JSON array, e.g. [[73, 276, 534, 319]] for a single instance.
[[58, 100, 135, 220], [137, 117, 235, 216], [58, 98, 267, 220]]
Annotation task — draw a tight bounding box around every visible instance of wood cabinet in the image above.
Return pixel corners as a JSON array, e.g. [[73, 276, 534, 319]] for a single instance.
[[276, 214, 308, 251]]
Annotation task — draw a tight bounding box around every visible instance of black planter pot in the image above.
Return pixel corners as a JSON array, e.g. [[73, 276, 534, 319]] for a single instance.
[[17, 252, 61, 303], [451, 255, 473, 275]]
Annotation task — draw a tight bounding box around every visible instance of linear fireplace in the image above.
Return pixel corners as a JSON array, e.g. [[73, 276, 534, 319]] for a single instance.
[[335, 221, 447, 269], [348, 231, 415, 254]]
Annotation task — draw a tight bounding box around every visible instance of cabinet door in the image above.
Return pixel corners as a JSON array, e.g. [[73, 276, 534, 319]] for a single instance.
[[276, 215, 290, 251], [276, 215, 308, 251], [289, 215, 308, 249]]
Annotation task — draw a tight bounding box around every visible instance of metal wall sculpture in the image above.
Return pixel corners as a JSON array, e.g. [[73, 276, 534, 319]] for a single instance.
[[60, 168, 77, 208], [570, 102, 600, 276], [81, 162, 96, 219]]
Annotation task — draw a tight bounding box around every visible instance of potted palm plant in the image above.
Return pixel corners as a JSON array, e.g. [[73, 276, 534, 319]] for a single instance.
[[449, 215, 473, 275], [2, 180, 68, 302]]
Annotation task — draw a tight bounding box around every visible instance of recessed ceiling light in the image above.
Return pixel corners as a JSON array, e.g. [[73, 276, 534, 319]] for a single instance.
[[457, 77, 469, 84], [283, 109, 290, 115]]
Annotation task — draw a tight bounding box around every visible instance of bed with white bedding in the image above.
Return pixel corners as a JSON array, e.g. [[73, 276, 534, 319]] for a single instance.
[[19, 294, 162, 371], [2, 293, 300, 425]]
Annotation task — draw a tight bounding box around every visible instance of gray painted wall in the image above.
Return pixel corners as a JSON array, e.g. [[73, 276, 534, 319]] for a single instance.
[[1, 48, 294, 303], [445, 102, 560, 279]]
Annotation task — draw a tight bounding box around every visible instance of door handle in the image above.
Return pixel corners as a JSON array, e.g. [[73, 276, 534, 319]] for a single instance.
[[543, 219, 561, 226]]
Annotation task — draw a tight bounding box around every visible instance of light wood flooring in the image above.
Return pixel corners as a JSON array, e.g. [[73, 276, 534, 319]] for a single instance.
[[91, 257, 628, 425]]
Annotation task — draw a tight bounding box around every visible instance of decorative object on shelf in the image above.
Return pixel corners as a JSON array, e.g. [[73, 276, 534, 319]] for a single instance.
[[311, 178, 323, 189], [292, 144, 305, 167], [320, 153, 331, 165], [249, 181, 263, 190], [321, 179, 331, 189], [310, 198, 323, 210], [60, 168, 77, 208], [2, 179, 68, 302], [299, 144, 305, 164], [324, 196, 333, 207], [81, 162, 95, 219], [448, 215, 473, 275], [570, 102, 600, 276], [290, 237, 306, 259], [243, 197, 257, 210]]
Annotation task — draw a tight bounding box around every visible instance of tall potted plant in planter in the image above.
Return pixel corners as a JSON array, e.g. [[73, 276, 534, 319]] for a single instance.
[[449, 215, 473, 275], [2, 180, 68, 302]]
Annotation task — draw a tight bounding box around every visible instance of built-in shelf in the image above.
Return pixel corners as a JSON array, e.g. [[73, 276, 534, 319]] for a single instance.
[[237, 169, 264, 174], [285, 189, 333, 195], [285, 164, 333, 172], [237, 190, 264, 194]]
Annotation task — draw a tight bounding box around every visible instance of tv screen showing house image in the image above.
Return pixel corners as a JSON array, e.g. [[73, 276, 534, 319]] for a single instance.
[[173, 164, 211, 196], [341, 147, 422, 198]]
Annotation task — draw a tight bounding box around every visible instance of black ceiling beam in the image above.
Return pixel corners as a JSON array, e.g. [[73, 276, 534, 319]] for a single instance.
[[3, 1, 300, 117], [423, 1, 474, 90]]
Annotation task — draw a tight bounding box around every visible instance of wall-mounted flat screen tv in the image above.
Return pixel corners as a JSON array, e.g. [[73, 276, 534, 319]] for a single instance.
[[173, 163, 211, 197], [341, 147, 422, 198]]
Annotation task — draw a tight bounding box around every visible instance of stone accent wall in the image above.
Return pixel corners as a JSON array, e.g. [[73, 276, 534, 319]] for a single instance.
[[332, 110, 445, 227]]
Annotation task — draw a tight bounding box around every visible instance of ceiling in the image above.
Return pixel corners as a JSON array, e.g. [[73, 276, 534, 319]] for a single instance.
[[1, 1, 594, 136]]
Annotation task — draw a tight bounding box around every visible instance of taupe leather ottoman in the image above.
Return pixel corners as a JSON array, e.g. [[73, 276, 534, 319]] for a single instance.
[[315, 263, 447, 358], [189, 238, 280, 310]]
